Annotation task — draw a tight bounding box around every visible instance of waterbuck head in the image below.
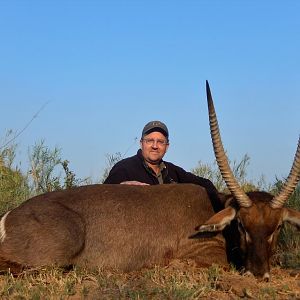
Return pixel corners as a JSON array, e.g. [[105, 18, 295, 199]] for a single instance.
[[192, 81, 300, 281]]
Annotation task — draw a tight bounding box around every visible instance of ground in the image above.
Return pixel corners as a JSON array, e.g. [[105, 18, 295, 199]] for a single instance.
[[1, 260, 300, 299]]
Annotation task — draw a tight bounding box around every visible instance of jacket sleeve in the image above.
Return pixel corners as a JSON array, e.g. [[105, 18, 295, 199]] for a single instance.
[[103, 162, 129, 184], [171, 164, 212, 186], [169, 163, 223, 212]]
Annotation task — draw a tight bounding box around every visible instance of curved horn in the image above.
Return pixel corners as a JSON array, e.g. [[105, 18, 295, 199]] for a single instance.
[[271, 137, 300, 208], [206, 81, 252, 208]]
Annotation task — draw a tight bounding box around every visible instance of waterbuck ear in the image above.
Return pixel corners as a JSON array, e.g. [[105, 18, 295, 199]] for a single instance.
[[282, 208, 300, 230], [191, 206, 237, 238]]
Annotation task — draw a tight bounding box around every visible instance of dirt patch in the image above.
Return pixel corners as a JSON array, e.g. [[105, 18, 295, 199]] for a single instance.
[[209, 268, 300, 299]]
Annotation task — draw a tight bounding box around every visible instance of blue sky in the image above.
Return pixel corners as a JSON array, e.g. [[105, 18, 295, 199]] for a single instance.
[[0, 1, 299, 184]]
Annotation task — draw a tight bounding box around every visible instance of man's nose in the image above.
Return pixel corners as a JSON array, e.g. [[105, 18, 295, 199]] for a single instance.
[[151, 141, 159, 148]]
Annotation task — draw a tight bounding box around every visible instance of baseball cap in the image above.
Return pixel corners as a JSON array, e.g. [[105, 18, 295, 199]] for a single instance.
[[142, 121, 169, 139]]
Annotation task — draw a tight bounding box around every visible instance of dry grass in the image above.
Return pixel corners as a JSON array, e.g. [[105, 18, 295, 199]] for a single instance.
[[0, 261, 300, 299]]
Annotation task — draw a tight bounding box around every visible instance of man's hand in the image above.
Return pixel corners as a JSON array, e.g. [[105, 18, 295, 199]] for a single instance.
[[120, 181, 150, 186]]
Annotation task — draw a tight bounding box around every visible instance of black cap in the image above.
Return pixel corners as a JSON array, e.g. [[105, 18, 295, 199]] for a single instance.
[[142, 121, 169, 139]]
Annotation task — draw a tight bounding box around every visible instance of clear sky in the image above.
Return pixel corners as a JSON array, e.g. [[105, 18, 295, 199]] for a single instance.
[[0, 1, 299, 184]]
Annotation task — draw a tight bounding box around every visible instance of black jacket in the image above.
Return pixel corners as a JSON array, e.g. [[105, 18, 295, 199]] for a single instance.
[[104, 150, 222, 212]]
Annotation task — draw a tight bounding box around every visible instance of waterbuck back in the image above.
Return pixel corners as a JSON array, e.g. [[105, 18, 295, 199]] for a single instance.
[[0, 184, 227, 272]]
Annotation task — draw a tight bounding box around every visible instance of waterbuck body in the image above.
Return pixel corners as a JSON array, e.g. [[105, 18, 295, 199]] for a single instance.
[[0, 184, 227, 273]]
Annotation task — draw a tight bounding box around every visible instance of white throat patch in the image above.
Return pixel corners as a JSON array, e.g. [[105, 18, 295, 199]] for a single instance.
[[0, 211, 10, 243]]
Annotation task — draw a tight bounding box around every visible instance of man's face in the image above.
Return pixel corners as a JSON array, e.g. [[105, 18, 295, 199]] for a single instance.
[[140, 131, 169, 164]]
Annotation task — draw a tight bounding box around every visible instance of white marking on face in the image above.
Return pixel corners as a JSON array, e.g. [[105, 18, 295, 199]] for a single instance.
[[0, 211, 10, 243]]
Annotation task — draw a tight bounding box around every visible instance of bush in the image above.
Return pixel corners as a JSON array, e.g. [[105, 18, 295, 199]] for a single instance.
[[275, 182, 300, 268], [0, 139, 90, 214], [0, 143, 30, 214], [191, 154, 269, 192]]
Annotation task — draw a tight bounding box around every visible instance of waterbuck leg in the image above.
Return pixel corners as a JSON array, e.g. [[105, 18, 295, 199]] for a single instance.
[[0, 201, 85, 269]]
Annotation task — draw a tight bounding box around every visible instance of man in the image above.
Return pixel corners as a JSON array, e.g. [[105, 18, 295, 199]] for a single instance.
[[104, 121, 222, 211]]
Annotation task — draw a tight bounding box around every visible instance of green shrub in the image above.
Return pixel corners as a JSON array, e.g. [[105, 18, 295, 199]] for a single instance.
[[0, 143, 30, 214], [276, 182, 300, 268], [191, 154, 270, 192], [0, 139, 90, 214]]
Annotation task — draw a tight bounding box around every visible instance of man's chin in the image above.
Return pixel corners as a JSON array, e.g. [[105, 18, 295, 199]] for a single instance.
[[146, 157, 161, 165]]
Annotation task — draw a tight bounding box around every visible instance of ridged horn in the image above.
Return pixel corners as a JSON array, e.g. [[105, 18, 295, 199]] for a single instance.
[[206, 81, 252, 208], [271, 137, 300, 208]]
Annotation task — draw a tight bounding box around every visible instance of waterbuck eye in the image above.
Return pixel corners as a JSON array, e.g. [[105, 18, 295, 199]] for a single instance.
[[238, 220, 245, 231], [245, 231, 252, 243], [237, 221, 252, 243], [267, 234, 274, 244]]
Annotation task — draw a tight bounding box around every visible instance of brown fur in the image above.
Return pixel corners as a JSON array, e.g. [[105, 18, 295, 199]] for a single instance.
[[0, 184, 227, 273], [237, 192, 283, 277]]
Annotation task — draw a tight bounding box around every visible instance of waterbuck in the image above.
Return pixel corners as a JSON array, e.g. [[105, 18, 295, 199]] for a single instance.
[[0, 82, 299, 280], [191, 81, 300, 281]]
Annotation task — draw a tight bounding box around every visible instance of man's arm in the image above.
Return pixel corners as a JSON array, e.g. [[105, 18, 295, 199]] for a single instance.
[[103, 163, 129, 184], [170, 164, 223, 212], [121, 181, 149, 185], [103, 162, 149, 185]]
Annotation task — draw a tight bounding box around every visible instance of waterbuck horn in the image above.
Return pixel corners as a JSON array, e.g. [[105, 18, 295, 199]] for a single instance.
[[270, 137, 300, 208], [206, 80, 252, 208]]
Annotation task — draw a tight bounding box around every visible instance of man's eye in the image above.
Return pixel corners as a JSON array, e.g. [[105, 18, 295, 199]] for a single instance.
[[143, 139, 167, 146]]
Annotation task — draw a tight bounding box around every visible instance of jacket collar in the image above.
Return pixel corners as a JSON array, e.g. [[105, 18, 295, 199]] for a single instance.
[[137, 149, 166, 173]]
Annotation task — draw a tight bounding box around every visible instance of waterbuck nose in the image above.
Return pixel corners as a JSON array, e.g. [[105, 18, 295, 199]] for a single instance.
[[244, 270, 270, 282], [263, 272, 270, 282]]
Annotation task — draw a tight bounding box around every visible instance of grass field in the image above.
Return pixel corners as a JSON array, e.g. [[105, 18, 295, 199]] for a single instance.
[[0, 261, 300, 299]]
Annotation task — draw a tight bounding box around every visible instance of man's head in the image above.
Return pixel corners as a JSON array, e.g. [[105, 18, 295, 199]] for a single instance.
[[140, 121, 169, 165], [141, 121, 169, 140]]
